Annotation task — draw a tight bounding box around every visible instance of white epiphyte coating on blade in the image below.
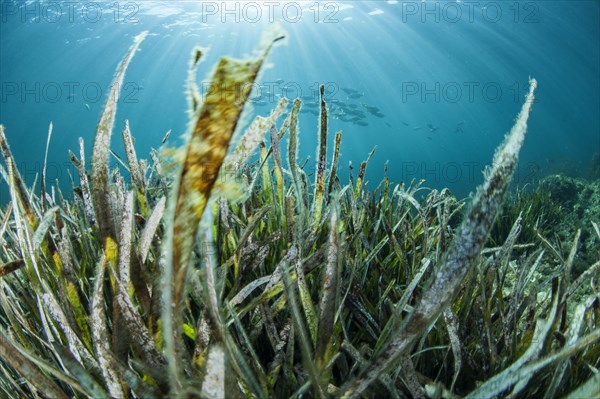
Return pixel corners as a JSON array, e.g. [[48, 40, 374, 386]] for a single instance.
[[341, 78, 538, 399], [0, 125, 35, 225], [228, 97, 289, 171], [91, 249, 124, 399], [313, 84, 329, 229], [122, 120, 145, 193], [91, 32, 147, 243], [201, 344, 225, 399], [41, 122, 53, 213]]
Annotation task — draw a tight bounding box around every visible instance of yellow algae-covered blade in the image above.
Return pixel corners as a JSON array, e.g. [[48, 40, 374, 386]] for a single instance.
[[162, 30, 285, 392], [171, 33, 285, 304]]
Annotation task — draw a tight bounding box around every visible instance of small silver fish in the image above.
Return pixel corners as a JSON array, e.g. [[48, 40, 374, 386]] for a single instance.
[[162, 129, 171, 144]]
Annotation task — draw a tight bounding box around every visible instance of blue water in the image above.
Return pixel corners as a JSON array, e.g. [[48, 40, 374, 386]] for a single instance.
[[1, 1, 599, 204]]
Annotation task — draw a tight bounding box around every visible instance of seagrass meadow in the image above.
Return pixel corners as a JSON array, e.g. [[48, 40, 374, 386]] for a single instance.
[[0, 31, 599, 399]]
